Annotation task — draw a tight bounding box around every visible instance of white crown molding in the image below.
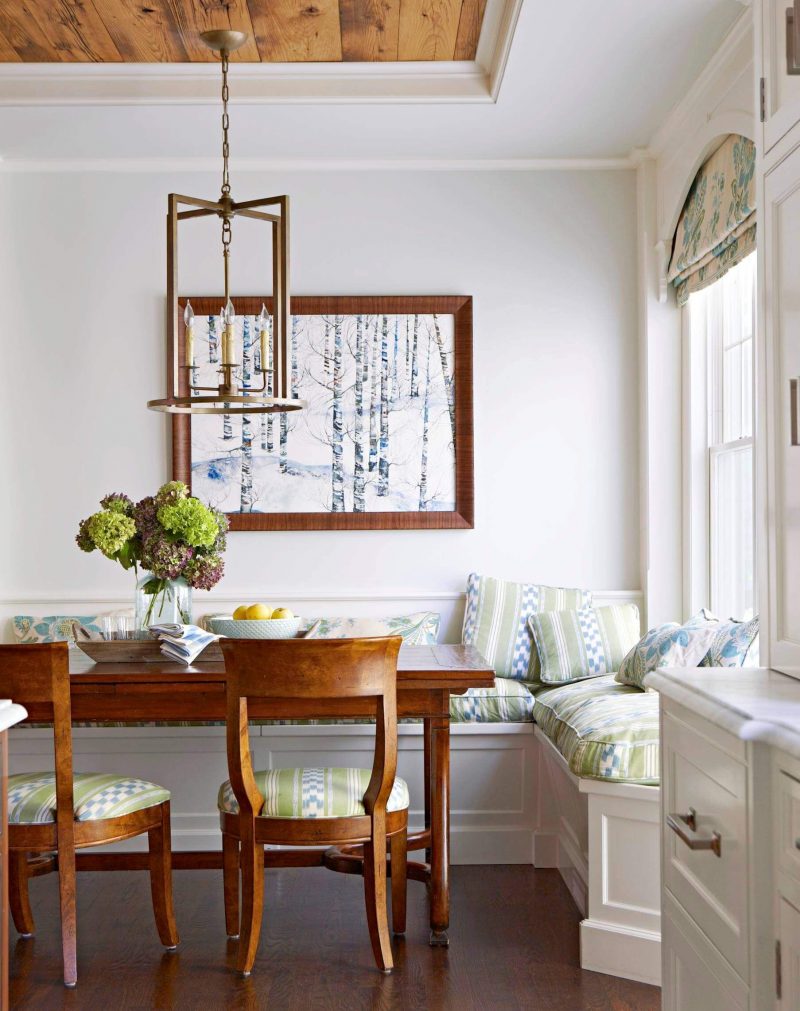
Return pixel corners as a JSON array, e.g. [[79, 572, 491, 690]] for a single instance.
[[0, 155, 635, 172], [0, 0, 523, 107]]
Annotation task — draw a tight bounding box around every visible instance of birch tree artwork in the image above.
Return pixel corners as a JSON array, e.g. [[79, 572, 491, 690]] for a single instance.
[[188, 311, 457, 515]]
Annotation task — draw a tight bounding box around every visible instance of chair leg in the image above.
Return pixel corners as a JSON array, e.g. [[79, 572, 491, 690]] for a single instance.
[[57, 842, 78, 987], [390, 826, 407, 936], [222, 831, 240, 939], [363, 818, 393, 973], [147, 801, 179, 950], [9, 851, 35, 937], [236, 823, 264, 977]]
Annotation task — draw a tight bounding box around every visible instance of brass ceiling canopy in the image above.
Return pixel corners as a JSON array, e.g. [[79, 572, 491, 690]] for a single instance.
[[147, 31, 305, 417]]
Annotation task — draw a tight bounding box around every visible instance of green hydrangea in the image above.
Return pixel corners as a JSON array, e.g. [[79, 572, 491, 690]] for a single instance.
[[155, 481, 190, 509], [157, 497, 218, 549], [86, 510, 137, 559]]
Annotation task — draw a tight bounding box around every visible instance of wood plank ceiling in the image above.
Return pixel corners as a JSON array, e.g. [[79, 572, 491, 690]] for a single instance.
[[0, 0, 488, 63]]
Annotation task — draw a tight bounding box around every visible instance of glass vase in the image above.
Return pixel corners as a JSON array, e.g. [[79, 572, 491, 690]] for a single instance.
[[134, 572, 192, 631]]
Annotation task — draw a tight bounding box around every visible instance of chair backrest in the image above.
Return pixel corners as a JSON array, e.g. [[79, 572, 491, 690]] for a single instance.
[[220, 636, 402, 819], [0, 643, 75, 842]]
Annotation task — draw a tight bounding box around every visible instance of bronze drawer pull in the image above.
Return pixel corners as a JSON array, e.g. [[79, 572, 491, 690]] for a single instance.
[[666, 808, 722, 857]]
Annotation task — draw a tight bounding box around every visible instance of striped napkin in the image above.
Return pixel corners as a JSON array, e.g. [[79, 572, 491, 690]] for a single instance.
[[149, 623, 219, 665]]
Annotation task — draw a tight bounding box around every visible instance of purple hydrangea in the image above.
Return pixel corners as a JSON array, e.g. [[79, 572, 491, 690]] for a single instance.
[[100, 492, 134, 516], [133, 496, 159, 537], [183, 553, 225, 591], [141, 532, 193, 581], [75, 517, 94, 553]]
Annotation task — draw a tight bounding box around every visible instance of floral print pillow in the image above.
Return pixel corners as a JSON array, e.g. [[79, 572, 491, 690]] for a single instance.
[[304, 612, 440, 646], [13, 615, 105, 644], [684, 609, 760, 668], [615, 622, 719, 691]]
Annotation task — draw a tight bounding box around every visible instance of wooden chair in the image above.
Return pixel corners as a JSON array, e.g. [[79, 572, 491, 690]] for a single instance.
[[218, 636, 408, 976], [0, 643, 178, 987]]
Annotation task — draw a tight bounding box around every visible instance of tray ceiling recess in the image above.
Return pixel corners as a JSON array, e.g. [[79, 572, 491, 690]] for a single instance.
[[0, 0, 523, 104]]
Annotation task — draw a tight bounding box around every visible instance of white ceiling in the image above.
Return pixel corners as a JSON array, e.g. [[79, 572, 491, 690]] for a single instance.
[[0, 0, 745, 162]]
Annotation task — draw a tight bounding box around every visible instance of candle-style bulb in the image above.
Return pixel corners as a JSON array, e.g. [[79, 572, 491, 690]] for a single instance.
[[183, 301, 194, 327], [258, 304, 269, 330], [224, 299, 236, 325]]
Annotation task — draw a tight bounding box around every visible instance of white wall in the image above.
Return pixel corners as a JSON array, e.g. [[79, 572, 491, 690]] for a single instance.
[[0, 166, 639, 628]]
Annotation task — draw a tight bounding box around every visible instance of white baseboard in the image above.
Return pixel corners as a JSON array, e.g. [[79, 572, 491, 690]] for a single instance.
[[580, 919, 662, 986]]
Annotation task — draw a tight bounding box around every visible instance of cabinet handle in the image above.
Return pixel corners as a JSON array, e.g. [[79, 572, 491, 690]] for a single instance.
[[789, 4, 800, 75], [666, 808, 722, 857], [792, 379, 800, 446]]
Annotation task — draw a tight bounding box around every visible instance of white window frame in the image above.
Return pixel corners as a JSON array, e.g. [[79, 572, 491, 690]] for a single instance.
[[682, 254, 756, 619]]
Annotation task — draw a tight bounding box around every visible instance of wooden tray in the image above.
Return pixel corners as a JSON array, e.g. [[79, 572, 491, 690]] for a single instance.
[[75, 638, 223, 664]]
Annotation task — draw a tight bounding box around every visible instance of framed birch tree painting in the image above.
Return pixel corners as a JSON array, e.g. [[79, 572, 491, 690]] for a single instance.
[[172, 296, 474, 530]]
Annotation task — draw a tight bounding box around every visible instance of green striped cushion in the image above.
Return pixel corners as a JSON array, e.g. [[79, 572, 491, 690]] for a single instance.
[[462, 573, 591, 681], [533, 675, 660, 784], [217, 767, 409, 818], [528, 604, 640, 685], [8, 772, 170, 824], [449, 678, 535, 723]]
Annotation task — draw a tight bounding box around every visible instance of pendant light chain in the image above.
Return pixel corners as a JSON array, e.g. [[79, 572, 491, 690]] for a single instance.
[[220, 48, 232, 303]]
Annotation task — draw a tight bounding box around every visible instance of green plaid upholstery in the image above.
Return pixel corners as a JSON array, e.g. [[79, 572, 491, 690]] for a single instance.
[[529, 604, 640, 685], [462, 572, 592, 681], [450, 678, 534, 723], [7, 772, 169, 824], [533, 675, 660, 785], [217, 767, 409, 818]]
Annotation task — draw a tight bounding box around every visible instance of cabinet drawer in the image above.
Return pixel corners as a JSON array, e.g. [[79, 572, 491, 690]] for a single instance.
[[777, 769, 800, 884], [662, 709, 749, 980], [662, 890, 748, 1011]]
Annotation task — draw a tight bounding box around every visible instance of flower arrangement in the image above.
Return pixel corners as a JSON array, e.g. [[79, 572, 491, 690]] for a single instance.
[[77, 482, 228, 626]]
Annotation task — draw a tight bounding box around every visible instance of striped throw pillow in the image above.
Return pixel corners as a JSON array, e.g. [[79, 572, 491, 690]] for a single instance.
[[528, 604, 641, 685], [462, 572, 591, 681]]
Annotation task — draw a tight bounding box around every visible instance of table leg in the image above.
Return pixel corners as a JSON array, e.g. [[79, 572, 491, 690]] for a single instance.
[[423, 718, 432, 864], [428, 714, 450, 947]]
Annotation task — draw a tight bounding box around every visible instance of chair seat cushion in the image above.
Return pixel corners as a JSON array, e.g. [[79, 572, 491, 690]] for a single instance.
[[7, 772, 170, 825], [217, 767, 410, 819], [533, 675, 660, 785]]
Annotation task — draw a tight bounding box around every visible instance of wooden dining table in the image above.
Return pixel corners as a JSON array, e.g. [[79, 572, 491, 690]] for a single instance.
[[19, 642, 494, 947]]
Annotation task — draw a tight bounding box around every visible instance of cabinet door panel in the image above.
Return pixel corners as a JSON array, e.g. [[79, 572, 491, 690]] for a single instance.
[[778, 894, 800, 1009], [763, 0, 800, 152], [763, 150, 800, 676]]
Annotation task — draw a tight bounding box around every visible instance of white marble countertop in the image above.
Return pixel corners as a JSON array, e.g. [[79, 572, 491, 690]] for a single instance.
[[645, 667, 800, 760], [0, 699, 27, 732]]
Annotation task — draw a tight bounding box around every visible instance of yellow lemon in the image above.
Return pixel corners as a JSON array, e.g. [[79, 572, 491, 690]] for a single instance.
[[271, 607, 294, 620], [232, 605, 250, 621], [246, 603, 273, 620]]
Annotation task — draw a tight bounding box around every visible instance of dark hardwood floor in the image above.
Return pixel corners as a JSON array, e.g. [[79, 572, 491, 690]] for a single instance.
[[10, 865, 660, 1010]]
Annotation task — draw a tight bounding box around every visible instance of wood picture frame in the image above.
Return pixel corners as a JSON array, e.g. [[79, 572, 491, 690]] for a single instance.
[[172, 296, 474, 531]]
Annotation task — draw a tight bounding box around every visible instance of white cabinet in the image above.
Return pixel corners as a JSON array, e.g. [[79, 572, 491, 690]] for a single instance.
[[646, 667, 800, 1011], [760, 0, 800, 152]]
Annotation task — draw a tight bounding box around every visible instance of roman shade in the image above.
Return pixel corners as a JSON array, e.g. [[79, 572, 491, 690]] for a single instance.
[[667, 134, 756, 305]]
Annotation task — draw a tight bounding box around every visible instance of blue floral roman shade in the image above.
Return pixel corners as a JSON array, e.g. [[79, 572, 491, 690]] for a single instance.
[[667, 134, 756, 306]]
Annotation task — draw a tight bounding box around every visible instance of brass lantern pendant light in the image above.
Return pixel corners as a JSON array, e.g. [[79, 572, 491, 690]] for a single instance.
[[148, 30, 304, 416]]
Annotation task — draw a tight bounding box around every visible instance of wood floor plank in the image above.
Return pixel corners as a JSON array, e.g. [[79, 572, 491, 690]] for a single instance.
[[248, 0, 343, 63], [397, 0, 462, 61], [9, 866, 661, 1009], [340, 0, 400, 61], [453, 0, 486, 61], [0, 27, 21, 61], [93, 0, 189, 62], [167, 0, 261, 62], [0, 1, 59, 61]]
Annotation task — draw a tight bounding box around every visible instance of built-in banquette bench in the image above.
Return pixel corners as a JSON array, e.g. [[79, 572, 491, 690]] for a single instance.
[[4, 577, 759, 988]]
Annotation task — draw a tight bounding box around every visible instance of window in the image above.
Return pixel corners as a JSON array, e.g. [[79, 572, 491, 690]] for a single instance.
[[687, 254, 755, 620]]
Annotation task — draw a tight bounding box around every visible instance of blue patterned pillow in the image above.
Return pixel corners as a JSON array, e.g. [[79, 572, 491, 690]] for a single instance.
[[13, 615, 105, 644], [615, 622, 719, 690], [685, 609, 760, 667]]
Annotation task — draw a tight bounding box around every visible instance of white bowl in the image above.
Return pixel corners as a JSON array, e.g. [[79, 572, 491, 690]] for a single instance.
[[210, 616, 302, 640]]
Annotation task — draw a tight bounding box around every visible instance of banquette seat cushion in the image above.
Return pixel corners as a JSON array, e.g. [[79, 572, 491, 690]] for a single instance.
[[533, 674, 660, 785], [7, 771, 170, 824], [217, 767, 409, 818]]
